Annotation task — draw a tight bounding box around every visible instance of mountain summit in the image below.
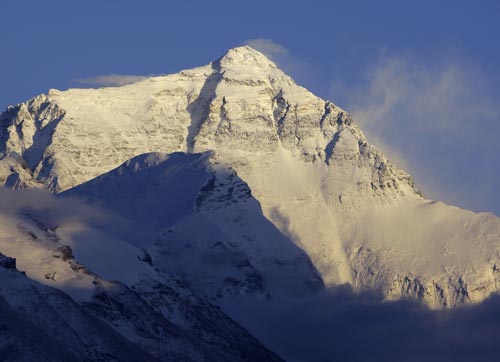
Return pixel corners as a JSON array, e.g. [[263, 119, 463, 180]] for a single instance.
[[218, 45, 281, 68], [1, 46, 500, 314]]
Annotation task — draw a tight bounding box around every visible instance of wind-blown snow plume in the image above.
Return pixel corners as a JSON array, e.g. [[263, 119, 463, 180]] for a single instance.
[[242, 38, 312, 82], [331, 52, 500, 214], [242, 39, 290, 60]]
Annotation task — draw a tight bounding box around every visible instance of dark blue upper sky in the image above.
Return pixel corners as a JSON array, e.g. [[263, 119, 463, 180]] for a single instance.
[[1, 0, 499, 214]]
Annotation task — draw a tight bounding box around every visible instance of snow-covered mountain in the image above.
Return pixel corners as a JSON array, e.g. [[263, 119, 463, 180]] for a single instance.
[[0, 188, 282, 361], [62, 151, 323, 300], [1, 45, 500, 360], [2, 46, 499, 307]]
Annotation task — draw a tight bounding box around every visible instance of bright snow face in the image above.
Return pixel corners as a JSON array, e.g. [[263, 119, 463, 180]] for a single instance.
[[1, 46, 500, 308]]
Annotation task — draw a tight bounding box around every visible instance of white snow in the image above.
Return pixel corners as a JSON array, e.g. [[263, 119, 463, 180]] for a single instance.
[[63, 152, 323, 299], [0, 187, 160, 300], [1, 45, 500, 307], [0, 211, 96, 301], [56, 221, 158, 286]]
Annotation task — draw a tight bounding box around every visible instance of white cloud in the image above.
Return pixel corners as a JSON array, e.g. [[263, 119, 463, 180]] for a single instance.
[[243, 38, 290, 60], [75, 74, 149, 87], [342, 55, 499, 143], [330, 53, 500, 214]]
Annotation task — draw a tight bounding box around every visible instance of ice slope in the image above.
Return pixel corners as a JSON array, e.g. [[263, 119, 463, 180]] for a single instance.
[[1, 46, 500, 307], [63, 151, 323, 299]]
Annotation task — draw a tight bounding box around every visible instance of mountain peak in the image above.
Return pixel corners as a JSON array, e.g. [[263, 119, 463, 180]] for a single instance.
[[216, 45, 278, 70]]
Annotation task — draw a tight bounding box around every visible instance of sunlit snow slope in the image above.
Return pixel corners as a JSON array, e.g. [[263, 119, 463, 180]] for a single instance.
[[1, 46, 500, 307]]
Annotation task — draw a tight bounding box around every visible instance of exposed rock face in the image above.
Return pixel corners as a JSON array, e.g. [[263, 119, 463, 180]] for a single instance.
[[0, 153, 43, 190], [1, 46, 500, 311], [0, 253, 16, 269]]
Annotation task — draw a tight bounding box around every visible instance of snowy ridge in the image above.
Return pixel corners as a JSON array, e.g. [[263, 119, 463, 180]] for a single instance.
[[0, 154, 43, 190], [0, 188, 283, 361], [0, 252, 153, 362], [0, 45, 499, 313], [63, 151, 323, 300]]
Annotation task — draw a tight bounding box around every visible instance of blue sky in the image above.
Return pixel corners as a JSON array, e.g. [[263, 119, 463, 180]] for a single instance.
[[1, 0, 499, 214]]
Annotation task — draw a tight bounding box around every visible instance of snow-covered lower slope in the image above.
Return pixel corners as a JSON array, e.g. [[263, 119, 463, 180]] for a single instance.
[[0, 187, 283, 361], [0, 253, 153, 362], [346, 199, 500, 307], [1, 46, 500, 308], [0, 187, 157, 301], [63, 151, 323, 300]]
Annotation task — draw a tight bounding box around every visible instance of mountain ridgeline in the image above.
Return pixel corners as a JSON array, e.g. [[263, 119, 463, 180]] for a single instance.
[[1, 46, 500, 360]]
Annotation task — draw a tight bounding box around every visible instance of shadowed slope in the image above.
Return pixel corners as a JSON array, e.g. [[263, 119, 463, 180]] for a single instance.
[[63, 151, 324, 299]]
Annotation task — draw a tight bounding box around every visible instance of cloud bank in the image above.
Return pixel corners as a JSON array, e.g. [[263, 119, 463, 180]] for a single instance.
[[75, 74, 149, 87], [0, 187, 148, 245], [331, 53, 500, 215], [225, 286, 500, 362]]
